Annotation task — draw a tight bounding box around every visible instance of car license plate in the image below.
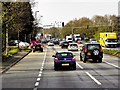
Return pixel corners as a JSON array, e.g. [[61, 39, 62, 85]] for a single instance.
[[87, 52, 91, 55], [62, 64, 69, 66]]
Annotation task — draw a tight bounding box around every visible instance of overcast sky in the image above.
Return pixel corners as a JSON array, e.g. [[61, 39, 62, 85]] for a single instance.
[[32, 0, 119, 27]]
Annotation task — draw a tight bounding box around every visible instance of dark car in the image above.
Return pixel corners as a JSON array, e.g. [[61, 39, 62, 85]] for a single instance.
[[80, 43, 103, 63], [52, 51, 76, 70], [32, 43, 44, 52], [61, 41, 69, 48]]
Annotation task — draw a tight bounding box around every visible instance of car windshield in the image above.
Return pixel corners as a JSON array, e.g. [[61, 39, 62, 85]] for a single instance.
[[56, 52, 73, 58], [88, 44, 100, 50], [70, 44, 77, 47], [106, 39, 118, 42]]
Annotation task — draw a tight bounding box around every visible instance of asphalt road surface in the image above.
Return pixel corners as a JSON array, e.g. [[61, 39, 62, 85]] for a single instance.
[[2, 45, 120, 90]]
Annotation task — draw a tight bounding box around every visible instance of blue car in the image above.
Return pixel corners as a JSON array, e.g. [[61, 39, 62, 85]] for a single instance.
[[52, 51, 76, 70]]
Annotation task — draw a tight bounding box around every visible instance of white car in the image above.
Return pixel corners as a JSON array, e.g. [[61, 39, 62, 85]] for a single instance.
[[18, 42, 30, 49], [68, 43, 78, 51], [47, 42, 54, 46]]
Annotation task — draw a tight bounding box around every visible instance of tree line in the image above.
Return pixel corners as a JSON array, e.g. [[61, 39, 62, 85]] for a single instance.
[[1, 2, 34, 51], [45, 15, 119, 41]]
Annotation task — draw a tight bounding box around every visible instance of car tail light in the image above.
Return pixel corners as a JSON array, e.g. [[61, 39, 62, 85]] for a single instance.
[[72, 58, 76, 61], [100, 48, 102, 52], [41, 46, 44, 48], [54, 58, 59, 62], [84, 48, 88, 52]]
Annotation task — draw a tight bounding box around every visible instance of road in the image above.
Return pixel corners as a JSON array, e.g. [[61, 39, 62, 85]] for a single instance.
[[2, 45, 120, 90]]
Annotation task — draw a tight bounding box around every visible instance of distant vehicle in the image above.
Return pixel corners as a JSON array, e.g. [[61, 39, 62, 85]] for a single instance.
[[68, 43, 78, 51], [61, 41, 69, 48], [80, 43, 103, 63], [32, 43, 44, 52], [72, 34, 81, 41], [77, 40, 84, 49], [52, 51, 76, 70], [66, 36, 72, 43], [8, 40, 20, 46], [18, 42, 30, 49], [99, 32, 118, 48], [47, 41, 54, 46]]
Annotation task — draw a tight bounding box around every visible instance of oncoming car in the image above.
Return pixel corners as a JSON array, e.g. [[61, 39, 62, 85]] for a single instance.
[[80, 43, 103, 63], [52, 51, 76, 70]]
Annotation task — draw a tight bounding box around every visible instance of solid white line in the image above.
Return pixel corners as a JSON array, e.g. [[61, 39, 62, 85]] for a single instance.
[[76, 62, 84, 69], [104, 61, 120, 69], [38, 73, 41, 77], [35, 82, 39, 87], [37, 78, 41, 81], [86, 72, 101, 85]]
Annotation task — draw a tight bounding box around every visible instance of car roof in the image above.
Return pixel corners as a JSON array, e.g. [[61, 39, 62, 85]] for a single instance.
[[69, 43, 77, 44], [56, 51, 73, 53], [84, 43, 100, 45]]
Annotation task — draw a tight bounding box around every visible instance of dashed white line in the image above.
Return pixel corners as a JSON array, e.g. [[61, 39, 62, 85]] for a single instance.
[[33, 48, 47, 90], [37, 78, 41, 81], [35, 82, 39, 87], [86, 72, 102, 85], [104, 61, 120, 69], [39, 71, 42, 74], [76, 62, 84, 69], [38, 73, 41, 77], [40, 68, 43, 71]]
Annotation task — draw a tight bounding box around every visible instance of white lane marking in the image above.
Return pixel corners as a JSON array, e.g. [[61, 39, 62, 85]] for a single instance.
[[33, 48, 47, 90], [35, 82, 39, 87], [33, 87, 37, 90], [38, 73, 41, 77], [104, 61, 120, 69], [39, 71, 42, 74], [41, 67, 43, 69], [37, 78, 41, 81], [76, 62, 84, 69], [86, 72, 101, 85], [40, 68, 43, 71]]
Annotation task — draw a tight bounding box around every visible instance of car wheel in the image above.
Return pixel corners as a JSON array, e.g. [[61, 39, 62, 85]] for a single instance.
[[41, 49, 43, 52], [80, 54, 83, 61], [83, 58, 87, 63], [73, 65, 76, 70], [93, 59, 97, 63], [98, 58, 102, 63]]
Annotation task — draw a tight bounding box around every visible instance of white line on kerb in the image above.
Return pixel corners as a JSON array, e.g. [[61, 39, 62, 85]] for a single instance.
[[76, 62, 84, 69], [86, 72, 101, 85], [104, 61, 120, 69]]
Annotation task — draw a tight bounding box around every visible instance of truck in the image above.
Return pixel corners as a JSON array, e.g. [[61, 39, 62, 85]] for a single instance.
[[66, 35, 72, 43], [70, 34, 81, 42], [99, 32, 118, 48]]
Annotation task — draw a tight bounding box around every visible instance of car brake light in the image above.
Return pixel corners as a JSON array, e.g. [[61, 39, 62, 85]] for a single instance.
[[72, 58, 76, 61], [41, 46, 44, 48], [100, 48, 102, 52], [84, 48, 88, 52], [54, 58, 59, 62]]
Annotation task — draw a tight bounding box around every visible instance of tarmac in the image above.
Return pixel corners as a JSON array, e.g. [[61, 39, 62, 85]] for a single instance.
[[1, 50, 31, 74]]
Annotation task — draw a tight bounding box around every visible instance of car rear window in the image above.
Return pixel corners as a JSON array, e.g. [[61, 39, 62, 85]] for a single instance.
[[70, 44, 78, 47], [56, 52, 73, 58], [87, 44, 100, 50]]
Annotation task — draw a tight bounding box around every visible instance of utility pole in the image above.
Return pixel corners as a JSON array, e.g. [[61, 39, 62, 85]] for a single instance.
[[5, 24, 8, 55]]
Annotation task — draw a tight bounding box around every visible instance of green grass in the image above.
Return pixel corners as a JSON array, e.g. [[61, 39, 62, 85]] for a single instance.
[[103, 49, 120, 57]]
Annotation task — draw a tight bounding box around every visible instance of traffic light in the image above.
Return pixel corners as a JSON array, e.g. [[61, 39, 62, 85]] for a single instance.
[[62, 22, 64, 27]]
